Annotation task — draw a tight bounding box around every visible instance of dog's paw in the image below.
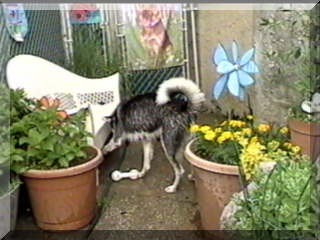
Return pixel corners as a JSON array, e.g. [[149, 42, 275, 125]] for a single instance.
[[164, 185, 177, 193], [103, 142, 121, 154], [102, 145, 113, 155]]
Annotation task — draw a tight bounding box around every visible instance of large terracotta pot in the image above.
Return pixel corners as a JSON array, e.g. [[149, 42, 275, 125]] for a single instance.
[[184, 140, 241, 230], [22, 146, 103, 231], [288, 119, 320, 161]]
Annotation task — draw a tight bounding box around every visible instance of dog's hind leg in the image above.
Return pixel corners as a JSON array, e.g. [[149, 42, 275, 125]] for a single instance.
[[135, 140, 154, 178], [160, 134, 184, 193]]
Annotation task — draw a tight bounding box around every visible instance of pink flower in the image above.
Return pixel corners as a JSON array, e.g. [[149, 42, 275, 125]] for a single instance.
[[70, 4, 98, 23]]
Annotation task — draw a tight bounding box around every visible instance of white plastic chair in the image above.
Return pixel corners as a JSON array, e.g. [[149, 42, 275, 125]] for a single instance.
[[6, 54, 121, 149]]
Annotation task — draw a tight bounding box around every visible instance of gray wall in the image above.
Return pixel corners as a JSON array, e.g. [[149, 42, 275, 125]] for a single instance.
[[196, 9, 311, 125], [197, 10, 256, 117]]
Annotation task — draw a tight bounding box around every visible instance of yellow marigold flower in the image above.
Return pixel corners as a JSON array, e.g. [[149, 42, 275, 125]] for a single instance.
[[291, 146, 301, 154], [242, 128, 252, 136], [240, 141, 266, 180], [229, 120, 246, 128], [200, 125, 211, 133], [283, 142, 293, 149], [221, 131, 233, 140], [190, 125, 200, 133], [238, 137, 249, 147], [280, 127, 289, 135], [250, 136, 259, 144], [220, 121, 228, 126], [258, 124, 271, 133], [204, 131, 216, 141], [217, 136, 226, 144], [247, 115, 254, 120], [233, 131, 242, 140], [215, 127, 222, 133], [239, 121, 247, 128]]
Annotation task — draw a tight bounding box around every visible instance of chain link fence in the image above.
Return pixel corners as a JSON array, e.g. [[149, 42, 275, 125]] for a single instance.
[[0, 4, 192, 98]]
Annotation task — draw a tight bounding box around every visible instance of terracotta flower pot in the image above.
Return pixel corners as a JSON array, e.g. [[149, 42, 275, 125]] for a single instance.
[[22, 146, 103, 231], [184, 140, 241, 230], [288, 119, 320, 161]]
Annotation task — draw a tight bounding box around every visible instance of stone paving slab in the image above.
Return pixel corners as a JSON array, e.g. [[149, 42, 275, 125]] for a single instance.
[[93, 112, 223, 232], [95, 140, 198, 230]]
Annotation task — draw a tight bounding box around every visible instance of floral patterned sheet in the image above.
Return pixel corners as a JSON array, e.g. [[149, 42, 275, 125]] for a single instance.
[[121, 4, 184, 70]]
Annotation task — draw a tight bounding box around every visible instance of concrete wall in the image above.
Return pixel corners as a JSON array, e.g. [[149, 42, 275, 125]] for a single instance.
[[196, 9, 309, 125], [197, 10, 256, 117]]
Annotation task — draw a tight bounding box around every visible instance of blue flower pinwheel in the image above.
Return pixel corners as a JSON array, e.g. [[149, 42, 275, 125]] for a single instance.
[[212, 41, 259, 101]]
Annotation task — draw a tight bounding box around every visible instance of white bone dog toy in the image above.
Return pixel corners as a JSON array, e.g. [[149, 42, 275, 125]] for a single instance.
[[111, 169, 140, 181]]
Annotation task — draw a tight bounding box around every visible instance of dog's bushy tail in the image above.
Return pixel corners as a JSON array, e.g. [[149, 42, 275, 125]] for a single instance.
[[156, 77, 205, 110]]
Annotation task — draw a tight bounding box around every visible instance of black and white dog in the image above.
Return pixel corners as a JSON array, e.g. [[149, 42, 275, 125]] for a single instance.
[[103, 77, 205, 193]]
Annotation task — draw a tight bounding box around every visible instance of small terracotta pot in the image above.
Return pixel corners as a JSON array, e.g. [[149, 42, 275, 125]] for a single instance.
[[288, 119, 320, 161], [22, 146, 103, 231], [184, 140, 241, 230]]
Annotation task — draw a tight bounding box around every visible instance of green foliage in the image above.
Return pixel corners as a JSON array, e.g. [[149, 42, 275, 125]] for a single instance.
[[10, 106, 92, 174], [10, 88, 36, 124], [70, 28, 119, 78], [229, 157, 316, 239], [0, 84, 10, 167], [194, 137, 240, 165], [0, 85, 24, 195]]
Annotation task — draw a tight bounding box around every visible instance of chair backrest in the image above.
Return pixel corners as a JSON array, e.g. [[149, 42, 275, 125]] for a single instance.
[[6, 54, 120, 115], [6, 54, 121, 148]]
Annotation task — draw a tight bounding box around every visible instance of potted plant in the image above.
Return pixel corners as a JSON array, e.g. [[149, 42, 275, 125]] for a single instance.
[[10, 91, 103, 231], [287, 34, 320, 161], [184, 117, 300, 230], [288, 75, 320, 161], [221, 154, 316, 239]]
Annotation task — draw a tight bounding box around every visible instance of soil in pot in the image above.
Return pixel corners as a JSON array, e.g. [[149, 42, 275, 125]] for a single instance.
[[185, 140, 242, 231], [288, 119, 320, 161], [22, 146, 103, 231]]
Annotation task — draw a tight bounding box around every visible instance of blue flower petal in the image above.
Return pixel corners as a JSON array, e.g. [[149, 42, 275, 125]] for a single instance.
[[227, 71, 240, 97], [232, 41, 238, 63], [240, 48, 255, 66], [217, 61, 235, 74], [213, 74, 228, 100], [238, 70, 255, 87], [213, 44, 229, 65], [242, 61, 259, 74]]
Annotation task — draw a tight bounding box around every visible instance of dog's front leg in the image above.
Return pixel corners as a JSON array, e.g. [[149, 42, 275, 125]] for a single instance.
[[136, 140, 154, 178], [111, 141, 154, 181], [102, 137, 122, 155]]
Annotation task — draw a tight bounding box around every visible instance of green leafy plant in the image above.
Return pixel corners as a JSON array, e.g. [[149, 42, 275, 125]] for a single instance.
[[228, 156, 316, 239], [0, 84, 11, 196], [0, 86, 30, 196], [10, 88, 37, 124], [70, 28, 119, 78], [10, 106, 92, 174]]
